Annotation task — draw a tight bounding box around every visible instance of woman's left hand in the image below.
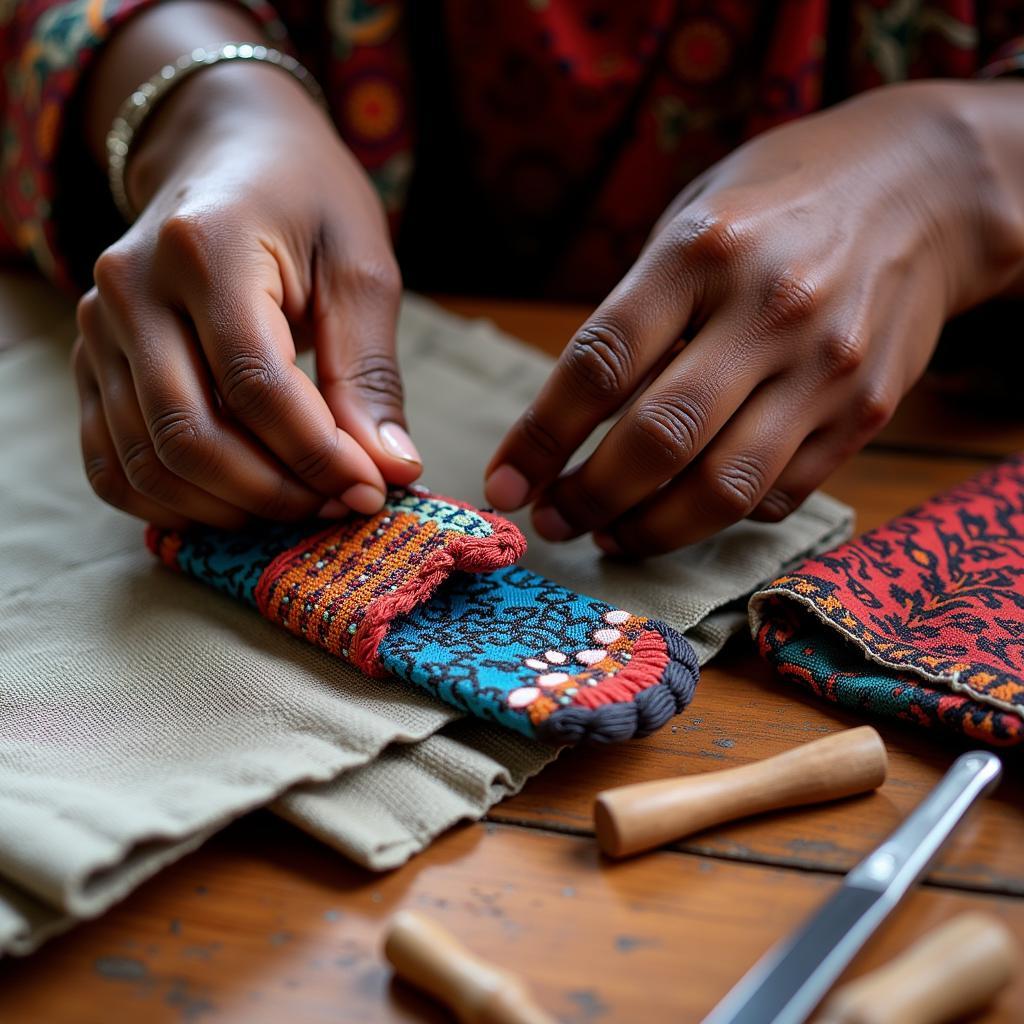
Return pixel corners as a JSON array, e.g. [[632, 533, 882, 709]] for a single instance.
[[485, 80, 1024, 556]]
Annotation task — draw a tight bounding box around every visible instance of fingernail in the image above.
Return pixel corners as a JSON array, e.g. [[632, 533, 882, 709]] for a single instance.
[[318, 498, 349, 519], [533, 505, 573, 542], [594, 531, 623, 556], [485, 464, 530, 511], [379, 422, 421, 465], [342, 483, 386, 515]]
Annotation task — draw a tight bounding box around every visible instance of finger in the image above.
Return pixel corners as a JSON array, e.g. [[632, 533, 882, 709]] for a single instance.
[[72, 337, 188, 529], [484, 222, 718, 511], [746, 430, 845, 523], [314, 255, 422, 486], [749, 386, 897, 522], [531, 316, 773, 541], [94, 293, 327, 522], [597, 385, 811, 556], [187, 282, 388, 514], [89, 335, 252, 530]]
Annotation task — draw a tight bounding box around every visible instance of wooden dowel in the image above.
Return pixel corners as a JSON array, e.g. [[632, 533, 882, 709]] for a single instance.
[[594, 726, 887, 858], [817, 912, 1019, 1024], [384, 910, 554, 1024]]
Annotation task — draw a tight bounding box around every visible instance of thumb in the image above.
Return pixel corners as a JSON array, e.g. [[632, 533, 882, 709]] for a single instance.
[[314, 259, 422, 487]]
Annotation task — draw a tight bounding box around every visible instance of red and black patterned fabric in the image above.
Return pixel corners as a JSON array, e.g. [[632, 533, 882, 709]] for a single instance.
[[750, 455, 1024, 747], [1, 2, 1022, 296]]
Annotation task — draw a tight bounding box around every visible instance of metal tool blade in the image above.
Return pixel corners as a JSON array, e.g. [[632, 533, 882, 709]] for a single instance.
[[701, 749, 1002, 1024]]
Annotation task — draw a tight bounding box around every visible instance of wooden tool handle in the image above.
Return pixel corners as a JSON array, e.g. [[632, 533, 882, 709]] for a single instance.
[[594, 725, 887, 858], [384, 910, 554, 1024], [818, 912, 1019, 1024]]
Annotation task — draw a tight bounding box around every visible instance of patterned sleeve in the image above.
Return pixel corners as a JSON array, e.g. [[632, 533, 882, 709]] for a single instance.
[[979, 3, 1024, 77], [0, 0, 285, 290]]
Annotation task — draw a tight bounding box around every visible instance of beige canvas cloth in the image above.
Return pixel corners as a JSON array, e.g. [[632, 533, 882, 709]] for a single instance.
[[0, 288, 852, 955]]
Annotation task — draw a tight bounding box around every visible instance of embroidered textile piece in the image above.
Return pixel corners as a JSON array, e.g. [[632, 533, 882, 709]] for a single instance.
[[148, 488, 699, 744], [750, 455, 1024, 747]]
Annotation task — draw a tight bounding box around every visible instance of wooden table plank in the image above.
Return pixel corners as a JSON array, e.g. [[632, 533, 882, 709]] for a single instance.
[[0, 819, 1020, 1024]]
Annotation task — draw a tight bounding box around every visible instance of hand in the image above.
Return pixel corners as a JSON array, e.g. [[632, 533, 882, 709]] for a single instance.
[[485, 80, 1024, 556], [73, 60, 421, 529]]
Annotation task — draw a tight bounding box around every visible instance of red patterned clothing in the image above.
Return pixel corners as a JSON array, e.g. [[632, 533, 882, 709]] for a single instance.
[[750, 455, 1024, 747], [1, 1, 1023, 296]]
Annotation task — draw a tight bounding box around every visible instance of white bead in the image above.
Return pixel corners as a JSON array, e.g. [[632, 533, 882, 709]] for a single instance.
[[525, 659, 547, 671], [575, 649, 607, 665], [507, 687, 540, 709], [593, 628, 622, 645], [537, 672, 570, 688], [604, 610, 630, 625], [544, 650, 567, 664]]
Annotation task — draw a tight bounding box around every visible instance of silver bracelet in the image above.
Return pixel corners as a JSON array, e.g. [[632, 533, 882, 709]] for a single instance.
[[106, 42, 326, 223]]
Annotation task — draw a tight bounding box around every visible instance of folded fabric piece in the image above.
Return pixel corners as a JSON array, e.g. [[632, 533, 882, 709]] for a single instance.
[[148, 490, 700, 744], [750, 455, 1024, 746]]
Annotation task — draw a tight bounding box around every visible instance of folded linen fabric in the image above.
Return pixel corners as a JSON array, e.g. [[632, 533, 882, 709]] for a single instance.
[[0, 286, 853, 956], [0, 323, 551, 958], [750, 455, 1024, 746], [147, 492, 700, 743]]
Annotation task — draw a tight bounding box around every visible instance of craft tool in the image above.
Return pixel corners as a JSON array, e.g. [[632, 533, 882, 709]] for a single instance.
[[384, 910, 554, 1024], [700, 749, 1002, 1024], [818, 912, 1018, 1024], [594, 725, 887, 858]]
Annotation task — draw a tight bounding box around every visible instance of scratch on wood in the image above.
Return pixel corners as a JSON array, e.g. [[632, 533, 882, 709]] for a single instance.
[[567, 988, 610, 1020], [614, 934, 660, 953], [165, 978, 216, 1021], [94, 955, 149, 982]]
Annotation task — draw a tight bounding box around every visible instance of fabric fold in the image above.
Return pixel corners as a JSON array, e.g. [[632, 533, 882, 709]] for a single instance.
[[147, 491, 527, 677], [148, 496, 701, 744], [751, 455, 1024, 746], [274, 719, 546, 871]]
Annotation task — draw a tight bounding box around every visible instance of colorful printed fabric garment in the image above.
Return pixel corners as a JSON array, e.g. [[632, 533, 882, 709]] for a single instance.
[[148, 488, 699, 744], [2, 2, 1022, 296], [750, 455, 1024, 747]]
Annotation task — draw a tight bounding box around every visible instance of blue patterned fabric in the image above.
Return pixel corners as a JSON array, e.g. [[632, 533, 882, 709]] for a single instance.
[[149, 490, 700, 744], [381, 566, 619, 737], [170, 522, 311, 605]]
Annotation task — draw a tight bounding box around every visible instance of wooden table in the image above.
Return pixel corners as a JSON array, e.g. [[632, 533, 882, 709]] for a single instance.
[[1, 293, 1022, 1023]]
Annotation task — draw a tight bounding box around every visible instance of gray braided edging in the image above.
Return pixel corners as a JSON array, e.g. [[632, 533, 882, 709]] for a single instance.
[[535, 620, 700, 745]]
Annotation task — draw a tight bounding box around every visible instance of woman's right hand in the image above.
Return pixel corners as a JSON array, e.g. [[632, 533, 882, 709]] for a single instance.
[[73, 57, 421, 529]]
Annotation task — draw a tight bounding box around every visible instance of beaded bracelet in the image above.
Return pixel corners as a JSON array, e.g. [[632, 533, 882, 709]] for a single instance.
[[106, 42, 325, 223]]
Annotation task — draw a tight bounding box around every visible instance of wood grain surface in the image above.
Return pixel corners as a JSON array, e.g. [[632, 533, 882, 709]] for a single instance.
[[0, 292, 1020, 1023], [0, 819, 1021, 1024]]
